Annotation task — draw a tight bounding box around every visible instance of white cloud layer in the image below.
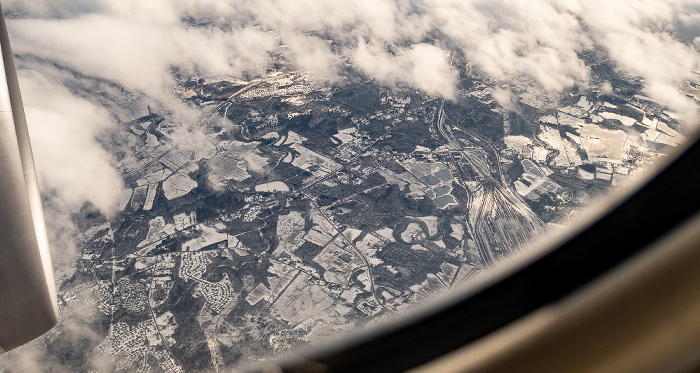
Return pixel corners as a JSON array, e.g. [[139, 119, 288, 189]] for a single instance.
[[9, 15, 277, 100], [5, 0, 698, 106], [352, 41, 458, 98], [20, 70, 124, 213], [1, 0, 698, 250]]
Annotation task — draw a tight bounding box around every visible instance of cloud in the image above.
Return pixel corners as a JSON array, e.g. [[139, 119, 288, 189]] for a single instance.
[[9, 15, 277, 101], [1, 0, 696, 255], [1, 0, 101, 18], [5, 0, 699, 113], [280, 32, 341, 83], [430, 0, 593, 92], [352, 40, 458, 98], [19, 70, 124, 214], [0, 0, 695, 264], [568, 0, 700, 119]]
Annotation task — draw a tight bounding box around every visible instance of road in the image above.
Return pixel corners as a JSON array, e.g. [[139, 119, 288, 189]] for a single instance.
[[304, 193, 390, 312]]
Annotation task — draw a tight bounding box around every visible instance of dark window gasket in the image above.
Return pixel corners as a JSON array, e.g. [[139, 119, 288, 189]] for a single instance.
[[275, 132, 700, 373]]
